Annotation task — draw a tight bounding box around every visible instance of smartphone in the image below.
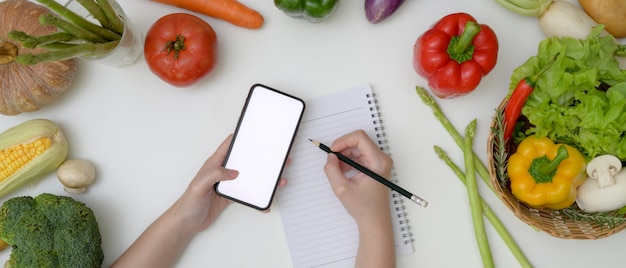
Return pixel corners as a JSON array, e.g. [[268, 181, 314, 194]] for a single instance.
[[215, 84, 305, 210]]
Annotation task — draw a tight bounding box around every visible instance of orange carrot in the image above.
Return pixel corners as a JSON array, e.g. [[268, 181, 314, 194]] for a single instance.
[[151, 0, 264, 29]]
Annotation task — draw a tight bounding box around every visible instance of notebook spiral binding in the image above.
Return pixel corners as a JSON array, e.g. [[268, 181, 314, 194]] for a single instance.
[[366, 92, 415, 245]]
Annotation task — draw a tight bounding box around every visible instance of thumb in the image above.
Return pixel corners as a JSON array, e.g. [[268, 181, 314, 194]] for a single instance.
[[219, 168, 239, 182], [197, 167, 238, 190]]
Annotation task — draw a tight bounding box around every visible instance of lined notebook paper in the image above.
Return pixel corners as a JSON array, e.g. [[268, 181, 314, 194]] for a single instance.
[[276, 84, 414, 268]]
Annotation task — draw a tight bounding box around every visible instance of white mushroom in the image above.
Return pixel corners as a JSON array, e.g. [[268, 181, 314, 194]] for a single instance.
[[57, 159, 96, 194], [585, 154, 622, 188], [576, 155, 626, 213]]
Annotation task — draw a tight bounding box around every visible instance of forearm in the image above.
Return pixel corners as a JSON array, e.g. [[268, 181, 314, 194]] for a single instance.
[[354, 212, 396, 268], [111, 201, 195, 268]]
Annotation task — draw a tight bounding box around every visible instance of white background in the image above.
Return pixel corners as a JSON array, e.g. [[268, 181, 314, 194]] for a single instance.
[[2, 0, 625, 267]]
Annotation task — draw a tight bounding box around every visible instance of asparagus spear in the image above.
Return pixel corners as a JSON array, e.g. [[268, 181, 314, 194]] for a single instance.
[[16, 41, 119, 64], [38, 42, 81, 51], [76, 0, 112, 33], [434, 146, 533, 268], [415, 86, 495, 193], [8, 0, 129, 65], [463, 119, 494, 268], [39, 14, 107, 43], [35, 0, 121, 41], [8, 31, 76, 48], [95, 0, 124, 34]]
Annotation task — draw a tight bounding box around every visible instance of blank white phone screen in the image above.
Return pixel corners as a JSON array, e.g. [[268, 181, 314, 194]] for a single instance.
[[216, 85, 304, 210]]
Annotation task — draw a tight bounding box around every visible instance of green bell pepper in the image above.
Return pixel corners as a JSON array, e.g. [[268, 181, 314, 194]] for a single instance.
[[274, 0, 340, 23]]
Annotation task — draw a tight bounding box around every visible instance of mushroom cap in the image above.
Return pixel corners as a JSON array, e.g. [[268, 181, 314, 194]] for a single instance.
[[586, 154, 622, 179], [57, 159, 96, 193]]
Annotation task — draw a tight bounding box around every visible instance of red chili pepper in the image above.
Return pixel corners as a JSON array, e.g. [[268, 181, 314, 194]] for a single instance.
[[503, 53, 560, 141], [413, 13, 498, 98]]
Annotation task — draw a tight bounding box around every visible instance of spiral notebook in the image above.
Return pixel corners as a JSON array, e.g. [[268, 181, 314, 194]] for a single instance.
[[276, 84, 414, 268]]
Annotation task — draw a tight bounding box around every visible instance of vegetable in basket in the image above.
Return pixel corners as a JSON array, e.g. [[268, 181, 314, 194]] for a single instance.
[[274, 0, 339, 23], [576, 155, 626, 213], [503, 53, 559, 142], [509, 26, 626, 161], [413, 13, 498, 98], [507, 136, 586, 210]]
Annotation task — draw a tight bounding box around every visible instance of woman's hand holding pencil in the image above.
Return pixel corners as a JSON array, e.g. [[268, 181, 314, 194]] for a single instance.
[[310, 130, 428, 208]]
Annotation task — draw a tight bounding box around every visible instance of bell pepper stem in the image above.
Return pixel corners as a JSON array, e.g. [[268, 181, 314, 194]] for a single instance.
[[451, 21, 480, 55], [537, 145, 569, 177]]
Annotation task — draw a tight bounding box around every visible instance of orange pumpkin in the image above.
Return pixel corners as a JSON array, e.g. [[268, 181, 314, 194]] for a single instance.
[[0, 0, 76, 115]]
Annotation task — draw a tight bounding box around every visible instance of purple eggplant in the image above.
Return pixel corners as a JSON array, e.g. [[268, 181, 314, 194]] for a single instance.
[[365, 0, 405, 24]]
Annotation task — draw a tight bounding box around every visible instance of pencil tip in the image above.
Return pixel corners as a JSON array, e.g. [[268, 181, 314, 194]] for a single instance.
[[309, 139, 320, 146]]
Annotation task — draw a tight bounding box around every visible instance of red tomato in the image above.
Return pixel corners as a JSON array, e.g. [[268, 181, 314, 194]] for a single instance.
[[144, 13, 218, 87]]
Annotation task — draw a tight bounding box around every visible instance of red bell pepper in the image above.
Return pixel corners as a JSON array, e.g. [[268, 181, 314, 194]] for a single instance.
[[413, 13, 498, 98]]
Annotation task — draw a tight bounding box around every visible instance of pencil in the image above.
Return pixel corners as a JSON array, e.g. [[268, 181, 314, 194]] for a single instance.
[[309, 139, 428, 207]]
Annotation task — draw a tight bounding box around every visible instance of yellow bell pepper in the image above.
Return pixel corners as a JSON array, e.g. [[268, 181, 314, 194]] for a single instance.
[[507, 135, 586, 210]]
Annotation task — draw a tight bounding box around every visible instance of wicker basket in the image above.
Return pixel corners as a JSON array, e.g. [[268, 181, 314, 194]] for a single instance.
[[487, 99, 626, 239]]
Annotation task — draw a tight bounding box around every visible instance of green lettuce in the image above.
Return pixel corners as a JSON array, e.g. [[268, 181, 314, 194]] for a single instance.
[[508, 26, 626, 161]]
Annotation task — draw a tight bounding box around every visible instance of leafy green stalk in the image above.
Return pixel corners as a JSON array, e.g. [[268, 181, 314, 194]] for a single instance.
[[463, 120, 495, 268], [35, 0, 121, 41], [415, 86, 495, 193], [434, 146, 533, 268], [492, 0, 552, 17], [16, 41, 119, 65], [8, 31, 76, 48], [95, 0, 125, 34], [39, 14, 107, 43]]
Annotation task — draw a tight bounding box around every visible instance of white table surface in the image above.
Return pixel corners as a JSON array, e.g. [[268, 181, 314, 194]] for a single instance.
[[2, 0, 625, 267]]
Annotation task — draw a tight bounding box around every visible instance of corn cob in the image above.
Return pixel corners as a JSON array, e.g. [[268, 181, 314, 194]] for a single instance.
[[0, 119, 68, 197]]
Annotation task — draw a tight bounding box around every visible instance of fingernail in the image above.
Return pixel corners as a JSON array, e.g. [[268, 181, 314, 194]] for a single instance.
[[227, 169, 239, 178]]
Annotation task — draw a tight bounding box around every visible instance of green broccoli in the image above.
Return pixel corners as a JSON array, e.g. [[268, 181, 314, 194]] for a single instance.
[[0, 193, 103, 268]]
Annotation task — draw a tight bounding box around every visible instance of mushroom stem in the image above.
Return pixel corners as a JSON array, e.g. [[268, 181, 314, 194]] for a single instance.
[[595, 169, 617, 188], [587, 155, 623, 188]]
